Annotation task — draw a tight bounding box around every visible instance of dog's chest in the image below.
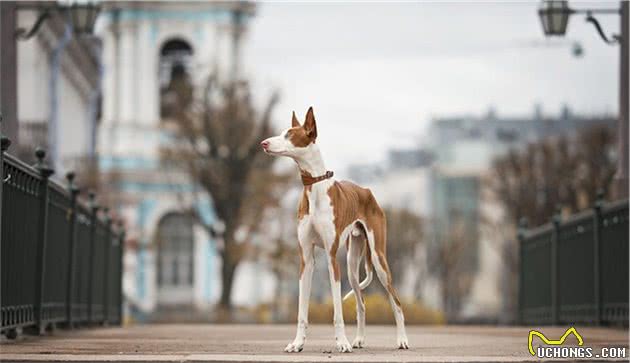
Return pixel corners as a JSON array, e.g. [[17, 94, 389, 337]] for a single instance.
[[306, 183, 335, 229]]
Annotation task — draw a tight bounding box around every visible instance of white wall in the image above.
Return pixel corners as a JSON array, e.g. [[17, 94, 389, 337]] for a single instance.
[[17, 18, 50, 123], [58, 71, 91, 168], [367, 168, 430, 218], [17, 11, 95, 177], [98, 6, 234, 159]]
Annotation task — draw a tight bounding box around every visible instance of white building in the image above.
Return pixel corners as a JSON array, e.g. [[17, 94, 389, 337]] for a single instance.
[[16, 7, 100, 178], [95, 1, 258, 319]]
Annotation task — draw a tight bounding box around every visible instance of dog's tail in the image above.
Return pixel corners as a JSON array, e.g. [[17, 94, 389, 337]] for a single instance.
[[343, 251, 374, 301]]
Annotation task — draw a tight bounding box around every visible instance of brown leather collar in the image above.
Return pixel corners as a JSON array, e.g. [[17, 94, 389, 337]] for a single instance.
[[300, 170, 334, 186]]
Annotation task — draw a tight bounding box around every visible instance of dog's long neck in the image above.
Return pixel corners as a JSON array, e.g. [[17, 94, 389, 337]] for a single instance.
[[294, 144, 327, 178]]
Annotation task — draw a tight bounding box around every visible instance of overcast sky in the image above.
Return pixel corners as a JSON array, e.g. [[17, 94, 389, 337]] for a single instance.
[[243, 2, 620, 173]]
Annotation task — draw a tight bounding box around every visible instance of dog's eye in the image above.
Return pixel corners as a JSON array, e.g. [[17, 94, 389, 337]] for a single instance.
[[284, 133, 289, 140]]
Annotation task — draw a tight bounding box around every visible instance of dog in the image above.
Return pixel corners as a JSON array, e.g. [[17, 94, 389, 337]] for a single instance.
[[261, 107, 409, 353]]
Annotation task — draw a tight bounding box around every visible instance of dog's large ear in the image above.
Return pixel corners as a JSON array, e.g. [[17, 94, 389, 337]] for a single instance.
[[291, 111, 300, 128], [304, 106, 317, 140]]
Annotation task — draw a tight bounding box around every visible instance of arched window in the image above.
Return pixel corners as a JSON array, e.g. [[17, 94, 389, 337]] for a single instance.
[[159, 38, 194, 118], [156, 212, 194, 304]]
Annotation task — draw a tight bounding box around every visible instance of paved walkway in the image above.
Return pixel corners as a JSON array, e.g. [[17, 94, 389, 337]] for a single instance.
[[1, 324, 628, 362]]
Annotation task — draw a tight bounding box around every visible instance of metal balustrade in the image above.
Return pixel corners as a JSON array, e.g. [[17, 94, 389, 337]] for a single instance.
[[519, 195, 629, 326], [0, 136, 124, 339]]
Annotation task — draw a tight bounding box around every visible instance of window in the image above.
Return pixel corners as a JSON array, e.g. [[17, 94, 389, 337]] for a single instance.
[[159, 38, 194, 118], [157, 212, 194, 287]]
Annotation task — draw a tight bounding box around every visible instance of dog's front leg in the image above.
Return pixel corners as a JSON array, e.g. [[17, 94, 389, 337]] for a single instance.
[[285, 238, 314, 352], [326, 236, 353, 353]]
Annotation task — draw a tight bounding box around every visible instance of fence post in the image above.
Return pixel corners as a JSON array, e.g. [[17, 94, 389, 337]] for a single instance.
[[592, 190, 604, 325], [64, 172, 80, 328], [118, 221, 125, 326], [551, 206, 562, 325], [31, 148, 54, 335], [86, 191, 99, 324], [0, 133, 11, 338], [517, 217, 528, 325], [0, 117, 4, 268], [102, 208, 111, 325]]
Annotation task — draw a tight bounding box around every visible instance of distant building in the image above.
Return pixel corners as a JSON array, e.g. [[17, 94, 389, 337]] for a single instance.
[[389, 149, 434, 170], [96, 1, 257, 319], [427, 107, 616, 320], [347, 163, 384, 184]]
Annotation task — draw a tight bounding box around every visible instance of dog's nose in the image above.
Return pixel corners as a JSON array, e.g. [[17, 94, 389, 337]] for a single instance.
[[261, 140, 270, 150]]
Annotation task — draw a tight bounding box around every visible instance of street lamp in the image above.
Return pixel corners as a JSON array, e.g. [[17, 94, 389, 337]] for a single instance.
[[15, 1, 100, 41], [538, 0, 621, 44], [69, 2, 100, 35], [538, 0, 573, 36], [537, 1, 629, 199]]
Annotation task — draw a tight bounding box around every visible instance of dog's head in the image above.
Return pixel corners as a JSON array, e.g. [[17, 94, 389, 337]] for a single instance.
[[261, 107, 318, 158]]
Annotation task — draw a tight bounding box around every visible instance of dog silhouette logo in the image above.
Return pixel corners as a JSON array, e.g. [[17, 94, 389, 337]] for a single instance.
[[528, 327, 584, 356]]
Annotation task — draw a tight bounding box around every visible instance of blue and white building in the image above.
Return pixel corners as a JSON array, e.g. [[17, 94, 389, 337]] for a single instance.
[[96, 1, 258, 319]]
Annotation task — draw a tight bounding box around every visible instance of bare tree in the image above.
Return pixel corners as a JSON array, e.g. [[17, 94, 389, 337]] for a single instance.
[[478, 208, 518, 322], [490, 125, 616, 227], [433, 217, 474, 322], [382, 208, 424, 291], [485, 124, 617, 321], [265, 236, 299, 320], [161, 71, 290, 309]]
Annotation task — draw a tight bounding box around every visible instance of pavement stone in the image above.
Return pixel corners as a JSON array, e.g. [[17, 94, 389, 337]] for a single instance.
[[1, 324, 628, 362]]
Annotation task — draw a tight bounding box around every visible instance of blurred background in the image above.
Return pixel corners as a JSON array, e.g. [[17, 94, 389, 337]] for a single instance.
[[2, 1, 626, 326]]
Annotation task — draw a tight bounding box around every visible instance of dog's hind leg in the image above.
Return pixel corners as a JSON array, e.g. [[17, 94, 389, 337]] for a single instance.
[[366, 219, 409, 350], [347, 230, 366, 348]]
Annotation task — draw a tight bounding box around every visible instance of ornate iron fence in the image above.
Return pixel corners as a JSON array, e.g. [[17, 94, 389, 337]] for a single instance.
[[519, 196, 629, 325], [0, 137, 124, 339]]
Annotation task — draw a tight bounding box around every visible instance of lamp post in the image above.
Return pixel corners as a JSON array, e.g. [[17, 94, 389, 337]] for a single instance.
[[538, 0, 621, 42], [69, 2, 100, 35], [538, 1, 629, 199], [15, 1, 100, 40], [17, 1, 100, 170], [0, 1, 101, 150]]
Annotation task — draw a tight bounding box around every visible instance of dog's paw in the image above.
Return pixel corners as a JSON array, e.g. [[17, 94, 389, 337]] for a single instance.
[[284, 340, 304, 353], [336, 336, 353, 353], [396, 335, 409, 349], [352, 336, 365, 348]]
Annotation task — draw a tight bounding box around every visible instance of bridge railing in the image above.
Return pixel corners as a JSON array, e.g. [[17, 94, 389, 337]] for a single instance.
[[518, 195, 628, 325], [0, 137, 124, 338]]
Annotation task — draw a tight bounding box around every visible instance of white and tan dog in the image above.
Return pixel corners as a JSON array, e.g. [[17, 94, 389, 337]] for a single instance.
[[261, 107, 409, 353]]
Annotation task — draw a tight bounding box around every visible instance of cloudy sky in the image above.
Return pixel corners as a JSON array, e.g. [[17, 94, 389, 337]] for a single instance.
[[244, 2, 620, 173]]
